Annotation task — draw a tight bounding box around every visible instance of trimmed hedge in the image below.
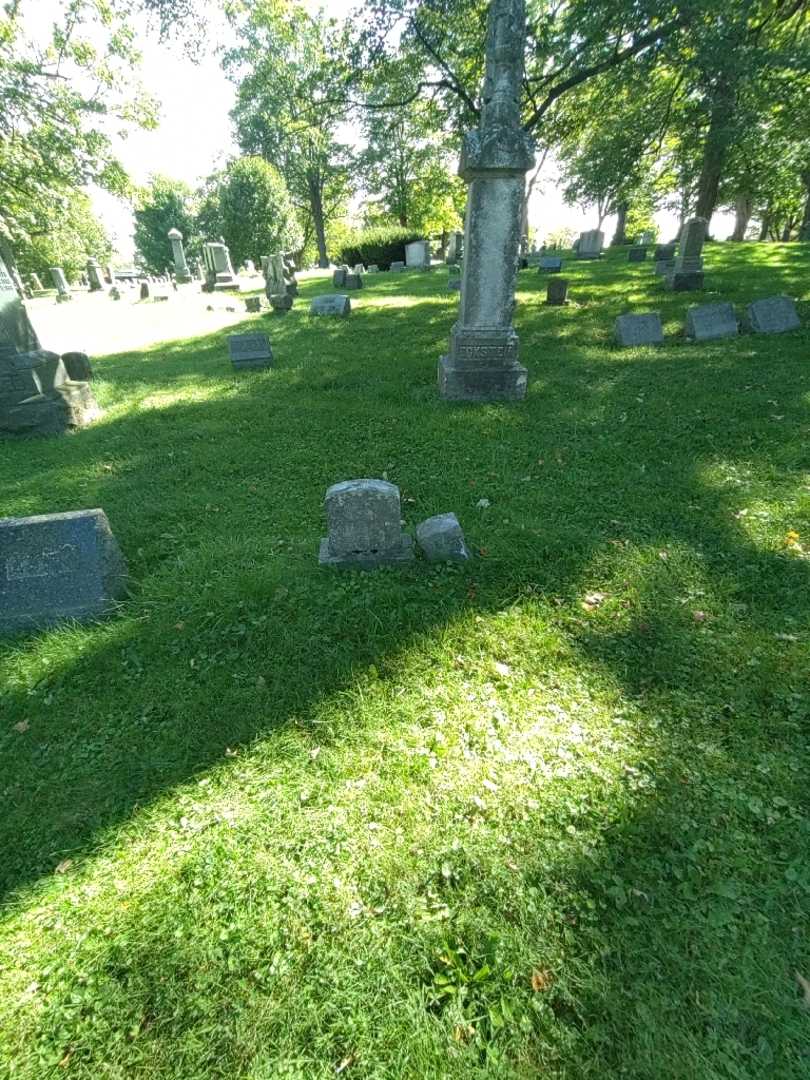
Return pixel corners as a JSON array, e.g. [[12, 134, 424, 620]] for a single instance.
[[335, 227, 425, 271]]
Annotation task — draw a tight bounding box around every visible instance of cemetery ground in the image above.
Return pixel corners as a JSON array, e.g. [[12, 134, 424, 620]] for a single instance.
[[1, 244, 809, 1079]]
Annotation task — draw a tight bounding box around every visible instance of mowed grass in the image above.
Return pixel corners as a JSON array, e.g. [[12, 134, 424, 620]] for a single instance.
[[1, 243, 809, 1079]]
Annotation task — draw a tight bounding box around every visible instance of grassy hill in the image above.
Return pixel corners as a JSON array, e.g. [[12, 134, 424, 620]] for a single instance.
[[1, 243, 809, 1078]]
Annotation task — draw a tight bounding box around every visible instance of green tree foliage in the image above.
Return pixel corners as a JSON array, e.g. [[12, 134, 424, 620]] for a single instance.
[[13, 190, 112, 284], [0, 0, 157, 253], [196, 157, 302, 268], [225, 1, 353, 267], [334, 225, 425, 269], [133, 175, 197, 274]]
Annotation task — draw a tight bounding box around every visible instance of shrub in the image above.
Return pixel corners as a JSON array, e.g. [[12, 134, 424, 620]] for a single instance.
[[335, 226, 425, 270]]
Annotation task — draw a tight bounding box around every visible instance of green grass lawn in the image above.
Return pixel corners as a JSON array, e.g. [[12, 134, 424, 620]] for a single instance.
[[1, 243, 809, 1078]]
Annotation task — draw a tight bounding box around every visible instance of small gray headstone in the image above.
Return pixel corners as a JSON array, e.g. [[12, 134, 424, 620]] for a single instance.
[[654, 244, 676, 261], [310, 295, 350, 317], [389, 261, 405, 272], [539, 257, 563, 272], [244, 296, 263, 313], [615, 313, 664, 347], [140, 282, 150, 300], [270, 293, 293, 313], [0, 509, 127, 635], [319, 479, 413, 569], [654, 258, 676, 277], [367, 265, 379, 273], [228, 332, 273, 370], [344, 273, 363, 290], [546, 278, 569, 306], [748, 296, 800, 335], [686, 302, 738, 342], [332, 268, 347, 287], [416, 513, 470, 562], [61, 352, 93, 381], [628, 247, 647, 262]]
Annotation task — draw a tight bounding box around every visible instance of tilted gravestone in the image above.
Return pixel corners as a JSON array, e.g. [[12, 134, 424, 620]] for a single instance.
[[228, 332, 273, 370], [615, 313, 664, 347], [628, 247, 647, 262], [0, 509, 127, 636], [546, 278, 569, 306], [539, 256, 563, 272], [310, 295, 350, 317], [748, 296, 801, 334], [29, 272, 44, 292], [686, 302, 738, 342], [319, 480, 414, 569], [416, 513, 470, 562]]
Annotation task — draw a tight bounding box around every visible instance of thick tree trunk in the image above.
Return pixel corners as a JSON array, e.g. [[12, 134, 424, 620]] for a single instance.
[[695, 76, 737, 226], [730, 193, 753, 241], [758, 211, 772, 241], [799, 170, 810, 241], [610, 202, 629, 246], [781, 219, 796, 242], [308, 173, 329, 268]]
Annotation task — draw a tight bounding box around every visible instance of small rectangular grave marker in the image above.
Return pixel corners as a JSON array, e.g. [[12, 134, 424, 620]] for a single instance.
[[686, 302, 738, 341], [539, 257, 563, 272], [615, 312, 664, 347], [310, 295, 350, 317], [319, 480, 413, 569], [0, 509, 127, 635], [748, 296, 800, 334], [546, 278, 569, 306], [228, 332, 273, 370]]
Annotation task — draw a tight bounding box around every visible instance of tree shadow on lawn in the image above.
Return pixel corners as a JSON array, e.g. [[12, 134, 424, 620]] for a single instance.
[[1, 289, 809, 1068]]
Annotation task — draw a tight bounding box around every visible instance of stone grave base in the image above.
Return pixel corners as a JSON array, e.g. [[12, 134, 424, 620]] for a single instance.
[[3, 382, 101, 437], [667, 271, 704, 292], [318, 535, 414, 570], [438, 355, 527, 402]]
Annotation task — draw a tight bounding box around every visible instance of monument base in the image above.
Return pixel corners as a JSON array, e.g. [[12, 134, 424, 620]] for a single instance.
[[666, 271, 704, 292], [438, 355, 527, 402], [318, 535, 414, 570], [2, 382, 101, 438]]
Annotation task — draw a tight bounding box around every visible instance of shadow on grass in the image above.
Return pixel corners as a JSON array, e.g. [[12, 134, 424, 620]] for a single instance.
[[1, 252, 809, 1071]]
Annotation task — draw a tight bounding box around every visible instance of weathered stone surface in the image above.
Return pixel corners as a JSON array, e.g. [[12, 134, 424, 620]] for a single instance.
[[61, 352, 93, 381], [546, 277, 569, 305], [320, 480, 413, 569], [576, 230, 604, 259], [29, 273, 44, 292], [86, 258, 104, 292], [686, 302, 738, 341], [438, 0, 533, 402], [389, 261, 405, 272], [1, 350, 101, 437], [244, 296, 263, 313], [0, 253, 40, 354], [416, 513, 470, 562], [668, 270, 704, 292], [168, 227, 192, 283], [654, 258, 676, 277], [228, 333, 273, 369], [0, 509, 127, 635], [748, 295, 801, 334], [666, 217, 707, 292], [615, 313, 664, 347], [332, 267, 347, 287], [203, 241, 240, 291], [538, 256, 563, 272], [265, 253, 287, 299], [310, 294, 350, 317], [405, 241, 431, 269], [344, 273, 363, 290], [628, 247, 647, 262], [654, 244, 676, 261], [367, 264, 379, 273], [269, 293, 293, 312]]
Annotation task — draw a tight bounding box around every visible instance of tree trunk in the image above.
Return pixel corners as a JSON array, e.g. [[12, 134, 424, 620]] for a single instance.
[[695, 75, 737, 225], [799, 170, 810, 241], [730, 193, 753, 241], [757, 210, 771, 241], [781, 219, 796, 242], [610, 201, 629, 246], [307, 172, 329, 268]]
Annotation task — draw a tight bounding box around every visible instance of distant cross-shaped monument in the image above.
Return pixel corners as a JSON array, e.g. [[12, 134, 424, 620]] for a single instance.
[[438, 0, 534, 401]]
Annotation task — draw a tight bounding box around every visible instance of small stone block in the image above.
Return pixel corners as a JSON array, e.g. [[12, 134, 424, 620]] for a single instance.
[[667, 271, 704, 292], [538, 257, 563, 272], [310, 295, 350, 317], [344, 273, 363, 290], [686, 302, 738, 341], [269, 293, 293, 312], [244, 296, 263, 313], [615, 313, 664, 347], [389, 261, 405, 272], [319, 479, 414, 569], [228, 333, 273, 369], [60, 352, 93, 381], [546, 278, 569, 306], [628, 247, 647, 262], [0, 509, 127, 635], [332, 268, 347, 287], [654, 259, 675, 276], [416, 513, 470, 562], [748, 295, 800, 334]]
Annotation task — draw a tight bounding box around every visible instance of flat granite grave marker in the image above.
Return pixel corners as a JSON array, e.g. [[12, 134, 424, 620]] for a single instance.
[[310, 295, 350, 317], [0, 509, 127, 635], [546, 277, 569, 306], [228, 332, 273, 370], [615, 312, 664, 347], [416, 513, 470, 562], [319, 480, 414, 569], [539, 256, 563, 272], [686, 302, 738, 341], [748, 295, 801, 334]]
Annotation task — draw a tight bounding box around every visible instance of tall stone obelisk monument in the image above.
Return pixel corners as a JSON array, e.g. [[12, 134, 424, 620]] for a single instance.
[[438, 0, 534, 401]]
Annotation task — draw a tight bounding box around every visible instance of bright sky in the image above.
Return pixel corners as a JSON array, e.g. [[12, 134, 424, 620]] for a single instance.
[[29, 0, 732, 261]]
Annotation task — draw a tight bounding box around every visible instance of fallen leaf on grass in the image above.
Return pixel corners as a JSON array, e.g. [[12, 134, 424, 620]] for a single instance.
[[796, 971, 810, 1008], [693, 610, 708, 623], [581, 591, 607, 612], [335, 1054, 355, 1074], [476, 498, 491, 509], [55, 860, 73, 875], [531, 969, 554, 992], [13, 720, 29, 733], [493, 660, 511, 678]]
